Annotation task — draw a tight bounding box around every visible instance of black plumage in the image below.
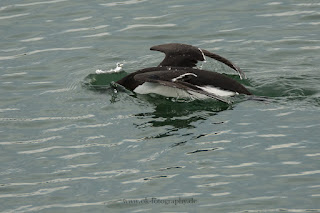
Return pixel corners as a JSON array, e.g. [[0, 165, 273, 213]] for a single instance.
[[116, 43, 251, 103]]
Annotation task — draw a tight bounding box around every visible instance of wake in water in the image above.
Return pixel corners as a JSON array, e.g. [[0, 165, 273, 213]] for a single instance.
[[95, 62, 124, 74], [82, 62, 127, 91]]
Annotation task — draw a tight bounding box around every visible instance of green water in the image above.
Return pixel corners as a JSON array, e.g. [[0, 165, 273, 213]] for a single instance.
[[0, 0, 319, 212]]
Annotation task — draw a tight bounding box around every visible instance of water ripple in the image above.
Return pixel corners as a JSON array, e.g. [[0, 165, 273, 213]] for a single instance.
[[27, 81, 53, 85], [189, 173, 254, 179], [60, 25, 108, 33], [197, 182, 230, 188], [231, 208, 320, 213], [20, 37, 44, 42], [211, 192, 231, 197], [0, 13, 30, 20], [242, 38, 320, 45], [4, 201, 106, 213], [305, 153, 320, 157], [81, 32, 110, 38], [293, 21, 320, 26], [70, 16, 92, 22], [189, 174, 220, 179], [0, 48, 26, 53], [137, 148, 169, 162], [276, 170, 320, 177], [1, 175, 113, 188], [186, 148, 220, 154], [219, 28, 243, 33], [0, 186, 69, 198], [196, 140, 231, 145], [224, 162, 259, 168], [18, 143, 117, 154], [265, 2, 282, 6], [0, 136, 61, 145], [101, 0, 148, 7], [0, 46, 92, 61], [227, 174, 254, 178], [133, 14, 169, 20], [0, 114, 95, 122], [282, 161, 301, 165], [59, 152, 99, 159], [118, 24, 176, 32], [0, 0, 68, 10], [294, 3, 320, 7], [121, 174, 178, 184], [92, 169, 140, 176], [85, 135, 105, 141], [300, 46, 320, 50], [39, 88, 71, 95], [175, 193, 201, 197], [201, 196, 287, 207], [0, 108, 20, 112], [275, 111, 294, 117], [257, 134, 286, 137], [265, 143, 300, 150], [43, 123, 112, 133], [62, 163, 97, 169], [257, 11, 318, 17]]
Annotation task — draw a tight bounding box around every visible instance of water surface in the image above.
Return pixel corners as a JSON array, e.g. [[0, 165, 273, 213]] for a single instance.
[[0, 0, 320, 212]]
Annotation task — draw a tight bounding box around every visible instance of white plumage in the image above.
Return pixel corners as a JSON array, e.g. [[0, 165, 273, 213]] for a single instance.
[[134, 82, 236, 100]]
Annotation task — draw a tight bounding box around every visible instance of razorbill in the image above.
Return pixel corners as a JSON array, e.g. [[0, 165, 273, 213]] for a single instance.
[[116, 43, 251, 103]]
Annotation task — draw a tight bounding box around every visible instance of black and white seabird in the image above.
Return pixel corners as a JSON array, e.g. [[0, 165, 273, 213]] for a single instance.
[[116, 43, 251, 103]]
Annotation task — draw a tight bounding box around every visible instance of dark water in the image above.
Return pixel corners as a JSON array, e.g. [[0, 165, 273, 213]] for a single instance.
[[1, 0, 320, 212]]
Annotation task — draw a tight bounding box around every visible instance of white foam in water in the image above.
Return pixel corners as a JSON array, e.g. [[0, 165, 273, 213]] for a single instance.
[[96, 62, 123, 74]]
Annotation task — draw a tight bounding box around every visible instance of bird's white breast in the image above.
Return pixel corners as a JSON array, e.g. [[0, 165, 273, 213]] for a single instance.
[[196, 85, 237, 97], [133, 82, 208, 99], [134, 82, 237, 100]]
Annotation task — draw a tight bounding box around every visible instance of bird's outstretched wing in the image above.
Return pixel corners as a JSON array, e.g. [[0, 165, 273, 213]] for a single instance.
[[150, 43, 204, 68], [150, 43, 246, 79], [201, 49, 246, 79]]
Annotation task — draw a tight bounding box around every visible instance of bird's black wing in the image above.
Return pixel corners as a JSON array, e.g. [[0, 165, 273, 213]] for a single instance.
[[150, 43, 246, 79], [200, 49, 246, 79], [150, 43, 204, 68]]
